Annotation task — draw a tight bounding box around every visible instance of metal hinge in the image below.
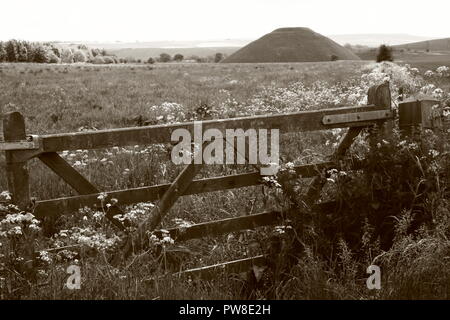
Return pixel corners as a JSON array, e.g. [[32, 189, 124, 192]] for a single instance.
[[322, 110, 393, 125], [0, 135, 40, 151]]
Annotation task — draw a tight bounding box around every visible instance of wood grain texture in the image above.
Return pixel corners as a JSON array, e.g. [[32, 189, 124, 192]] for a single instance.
[[2, 112, 30, 210], [38, 105, 389, 152], [33, 160, 367, 218], [38, 152, 127, 231], [304, 83, 392, 207]]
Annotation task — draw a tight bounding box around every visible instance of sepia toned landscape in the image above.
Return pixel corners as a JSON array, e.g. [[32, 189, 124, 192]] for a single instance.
[[1, 0, 450, 302]]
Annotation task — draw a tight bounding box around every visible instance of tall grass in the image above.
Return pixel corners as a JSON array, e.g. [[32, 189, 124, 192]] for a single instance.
[[0, 61, 449, 299]]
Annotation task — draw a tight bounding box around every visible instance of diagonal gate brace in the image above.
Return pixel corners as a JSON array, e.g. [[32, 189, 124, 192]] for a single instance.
[[38, 152, 128, 232]]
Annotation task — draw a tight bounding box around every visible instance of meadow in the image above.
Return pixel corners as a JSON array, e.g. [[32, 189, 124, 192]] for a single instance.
[[0, 61, 367, 199], [1, 60, 450, 299]]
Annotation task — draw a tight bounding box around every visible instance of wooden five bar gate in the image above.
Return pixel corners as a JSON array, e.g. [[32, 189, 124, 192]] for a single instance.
[[0, 83, 446, 277]]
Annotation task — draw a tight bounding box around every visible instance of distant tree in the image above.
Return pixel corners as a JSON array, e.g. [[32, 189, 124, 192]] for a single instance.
[[60, 49, 74, 63], [137, 59, 142, 63], [103, 56, 115, 64], [330, 54, 339, 61], [51, 46, 61, 58], [159, 53, 171, 62], [92, 56, 106, 64], [47, 51, 60, 63], [73, 50, 87, 63], [214, 52, 224, 63], [5, 40, 18, 62], [376, 44, 393, 62], [0, 42, 6, 62], [101, 49, 107, 56], [31, 45, 48, 63], [195, 56, 207, 63], [91, 48, 101, 57], [173, 53, 184, 62], [17, 42, 28, 62], [125, 56, 136, 63], [147, 57, 155, 64]]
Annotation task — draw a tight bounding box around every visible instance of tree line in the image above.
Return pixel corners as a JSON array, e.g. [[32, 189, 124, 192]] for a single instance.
[[0, 40, 227, 64], [0, 40, 118, 64], [147, 52, 225, 64]]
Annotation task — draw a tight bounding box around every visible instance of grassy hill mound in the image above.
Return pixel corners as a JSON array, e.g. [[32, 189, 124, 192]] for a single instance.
[[393, 37, 450, 52], [222, 27, 360, 63]]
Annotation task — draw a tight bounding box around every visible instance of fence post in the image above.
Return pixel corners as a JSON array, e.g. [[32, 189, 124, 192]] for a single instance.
[[368, 82, 392, 128], [3, 112, 31, 210], [398, 99, 442, 137], [366, 83, 392, 151]]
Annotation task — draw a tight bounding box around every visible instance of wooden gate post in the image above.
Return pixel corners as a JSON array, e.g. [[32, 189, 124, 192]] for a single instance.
[[2, 112, 31, 210], [304, 83, 392, 207], [367, 82, 392, 146], [398, 99, 442, 137]]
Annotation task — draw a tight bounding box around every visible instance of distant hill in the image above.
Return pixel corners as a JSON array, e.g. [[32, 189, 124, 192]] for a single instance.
[[393, 37, 450, 52], [53, 34, 444, 61], [353, 37, 450, 61], [222, 27, 360, 63], [328, 34, 439, 47]]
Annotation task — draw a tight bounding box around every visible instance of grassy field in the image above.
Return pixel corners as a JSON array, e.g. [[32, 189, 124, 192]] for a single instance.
[[0, 61, 367, 133], [1, 60, 450, 299], [0, 61, 367, 198], [356, 49, 450, 72]]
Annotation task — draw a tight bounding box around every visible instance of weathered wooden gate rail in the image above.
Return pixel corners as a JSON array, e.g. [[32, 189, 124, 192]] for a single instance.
[[33, 159, 367, 219], [2, 82, 414, 276], [35, 105, 390, 152], [2, 103, 391, 216]]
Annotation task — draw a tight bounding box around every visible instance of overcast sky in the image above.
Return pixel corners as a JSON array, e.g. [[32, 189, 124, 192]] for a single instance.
[[1, 0, 449, 42]]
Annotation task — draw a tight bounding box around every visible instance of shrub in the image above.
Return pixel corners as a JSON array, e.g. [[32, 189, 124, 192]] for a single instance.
[[0, 42, 7, 62], [91, 56, 105, 64], [124, 56, 136, 64], [195, 56, 207, 63], [17, 42, 28, 62], [5, 40, 18, 62], [330, 54, 339, 61], [376, 44, 393, 62], [103, 56, 115, 64], [173, 54, 184, 62], [214, 52, 224, 63], [51, 47, 61, 58], [47, 52, 60, 64], [73, 50, 87, 63], [31, 45, 48, 63], [147, 57, 155, 64], [91, 48, 101, 57], [159, 53, 171, 63], [60, 49, 74, 63]]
